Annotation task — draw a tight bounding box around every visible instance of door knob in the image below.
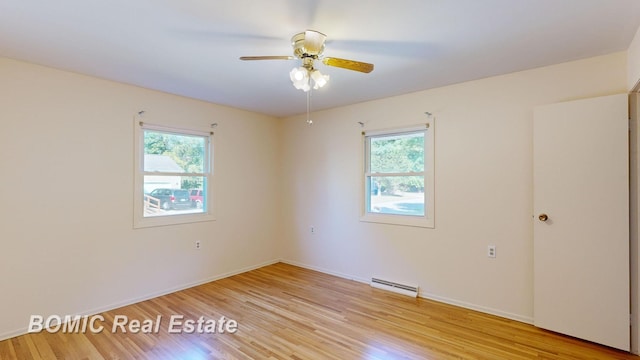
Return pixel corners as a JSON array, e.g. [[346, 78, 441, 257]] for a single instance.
[[538, 213, 548, 222]]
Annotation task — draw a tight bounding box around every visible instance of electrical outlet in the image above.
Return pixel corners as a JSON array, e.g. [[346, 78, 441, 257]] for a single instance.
[[487, 245, 496, 258], [310, 226, 315, 235], [195, 240, 201, 250]]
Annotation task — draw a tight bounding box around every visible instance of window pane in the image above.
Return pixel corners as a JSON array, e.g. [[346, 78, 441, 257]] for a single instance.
[[143, 175, 205, 217], [144, 130, 206, 173], [370, 132, 424, 173], [368, 176, 425, 216]]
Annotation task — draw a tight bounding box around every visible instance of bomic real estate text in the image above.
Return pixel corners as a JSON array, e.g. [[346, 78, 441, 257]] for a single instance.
[[28, 314, 239, 334]]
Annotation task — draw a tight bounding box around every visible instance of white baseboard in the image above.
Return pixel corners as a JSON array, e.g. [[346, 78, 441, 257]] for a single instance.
[[0, 329, 27, 343], [419, 292, 533, 324], [281, 259, 533, 325], [0, 259, 280, 342], [280, 259, 370, 284]]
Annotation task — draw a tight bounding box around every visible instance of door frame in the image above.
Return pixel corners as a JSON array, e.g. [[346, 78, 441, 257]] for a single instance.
[[630, 91, 640, 354]]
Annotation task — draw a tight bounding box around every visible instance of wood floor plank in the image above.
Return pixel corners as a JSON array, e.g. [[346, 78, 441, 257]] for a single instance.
[[0, 262, 638, 359]]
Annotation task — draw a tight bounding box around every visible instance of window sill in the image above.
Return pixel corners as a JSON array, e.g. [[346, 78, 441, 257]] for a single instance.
[[360, 213, 434, 228]]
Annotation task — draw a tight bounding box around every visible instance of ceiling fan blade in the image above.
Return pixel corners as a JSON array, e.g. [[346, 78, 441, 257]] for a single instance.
[[303, 30, 326, 55], [239, 56, 295, 61], [322, 57, 374, 73]]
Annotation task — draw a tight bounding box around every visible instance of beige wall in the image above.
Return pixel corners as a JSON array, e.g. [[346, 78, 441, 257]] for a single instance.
[[280, 52, 628, 322], [0, 49, 630, 340], [629, 26, 640, 91], [0, 57, 283, 339]]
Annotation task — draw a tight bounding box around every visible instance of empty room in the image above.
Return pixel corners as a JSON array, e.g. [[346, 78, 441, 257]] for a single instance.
[[3, 0, 640, 359]]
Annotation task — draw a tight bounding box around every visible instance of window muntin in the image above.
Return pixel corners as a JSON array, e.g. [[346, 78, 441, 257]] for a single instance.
[[363, 124, 434, 228]]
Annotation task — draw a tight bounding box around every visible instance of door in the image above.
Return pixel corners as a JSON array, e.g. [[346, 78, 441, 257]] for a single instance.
[[533, 94, 629, 351]]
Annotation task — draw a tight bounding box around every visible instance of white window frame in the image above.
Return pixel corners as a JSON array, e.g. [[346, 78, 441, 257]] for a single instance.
[[361, 122, 435, 228], [133, 121, 215, 228]]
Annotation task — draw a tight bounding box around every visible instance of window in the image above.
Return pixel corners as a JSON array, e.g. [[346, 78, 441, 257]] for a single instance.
[[362, 123, 434, 228], [134, 122, 214, 228]]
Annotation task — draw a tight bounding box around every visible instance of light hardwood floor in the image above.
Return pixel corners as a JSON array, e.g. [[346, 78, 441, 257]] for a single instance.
[[0, 262, 638, 359]]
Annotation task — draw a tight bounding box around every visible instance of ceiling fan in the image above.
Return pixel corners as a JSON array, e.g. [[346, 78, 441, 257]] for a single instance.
[[240, 30, 374, 92]]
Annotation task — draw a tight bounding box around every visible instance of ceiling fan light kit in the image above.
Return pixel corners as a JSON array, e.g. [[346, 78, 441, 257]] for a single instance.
[[289, 67, 330, 92], [290, 66, 311, 91], [310, 69, 329, 89]]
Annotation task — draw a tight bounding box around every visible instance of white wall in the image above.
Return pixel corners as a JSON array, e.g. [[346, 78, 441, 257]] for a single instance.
[[629, 26, 640, 91], [0, 57, 283, 339], [0, 49, 630, 340], [280, 52, 628, 322]]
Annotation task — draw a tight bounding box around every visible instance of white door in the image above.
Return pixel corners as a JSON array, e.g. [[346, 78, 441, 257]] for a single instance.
[[533, 94, 629, 351]]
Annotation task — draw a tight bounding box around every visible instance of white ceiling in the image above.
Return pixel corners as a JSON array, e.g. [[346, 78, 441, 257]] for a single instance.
[[1, 0, 640, 117]]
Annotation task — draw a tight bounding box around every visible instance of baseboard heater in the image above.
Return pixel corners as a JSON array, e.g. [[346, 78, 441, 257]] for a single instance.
[[370, 277, 419, 298]]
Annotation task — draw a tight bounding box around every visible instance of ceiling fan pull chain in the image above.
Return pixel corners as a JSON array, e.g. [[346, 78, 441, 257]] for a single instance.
[[306, 89, 313, 125]]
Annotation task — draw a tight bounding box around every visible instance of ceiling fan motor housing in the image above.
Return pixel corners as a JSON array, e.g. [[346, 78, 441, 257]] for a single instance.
[[291, 30, 326, 59]]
